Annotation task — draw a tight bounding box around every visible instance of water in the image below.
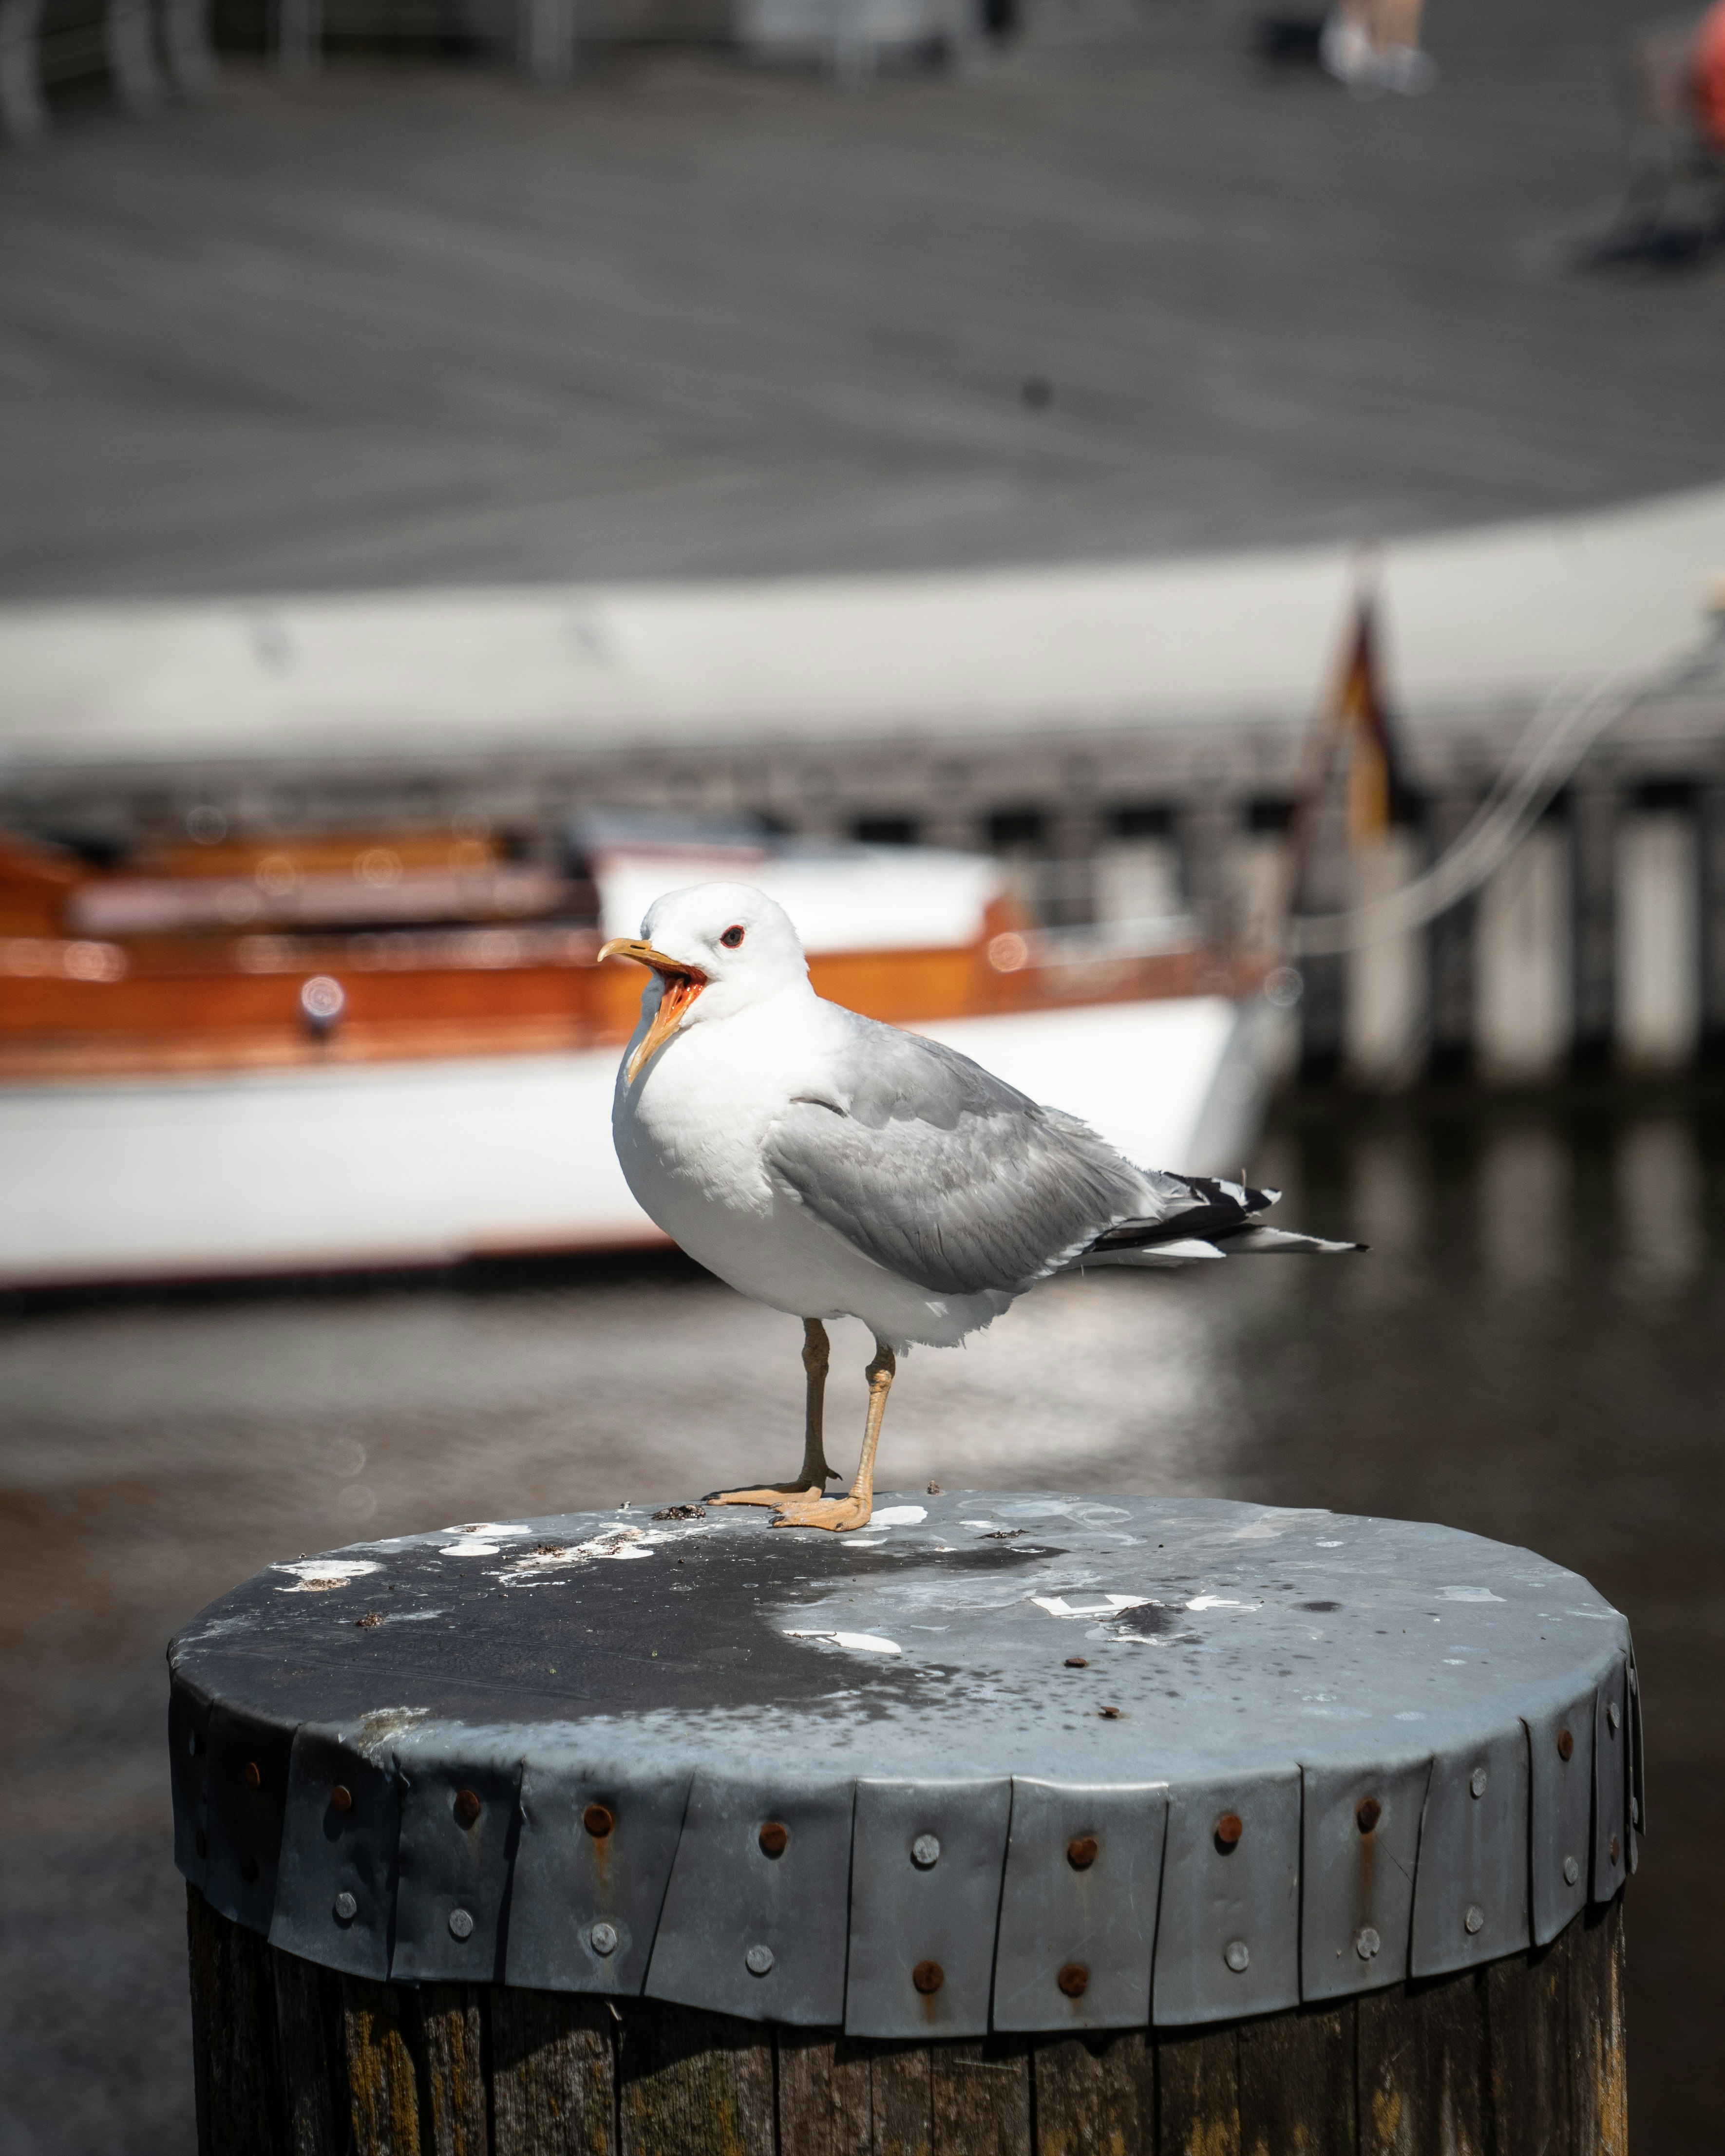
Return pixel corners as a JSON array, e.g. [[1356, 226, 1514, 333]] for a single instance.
[[1, 1082, 1720, 2153]]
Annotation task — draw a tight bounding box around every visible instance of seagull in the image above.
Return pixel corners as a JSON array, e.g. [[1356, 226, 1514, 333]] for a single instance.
[[602, 883, 1358, 1532]]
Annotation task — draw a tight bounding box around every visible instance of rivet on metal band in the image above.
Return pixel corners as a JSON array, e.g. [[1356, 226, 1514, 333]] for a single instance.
[[1464, 1905, 1485, 1934], [589, 1922, 618, 1956], [1224, 1939, 1250, 1972], [910, 1834, 940, 1869], [448, 1908, 474, 1940], [745, 1944, 775, 1975]]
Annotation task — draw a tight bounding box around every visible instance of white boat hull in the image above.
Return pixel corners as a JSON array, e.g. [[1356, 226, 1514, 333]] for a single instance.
[[0, 995, 1277, 1289]]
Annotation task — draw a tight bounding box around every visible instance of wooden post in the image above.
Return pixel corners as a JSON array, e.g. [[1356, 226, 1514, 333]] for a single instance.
[[188, 1884, 1626, 2155], [1569, 784, 1618, 1072], [1424, 791, 1477, 1079], [173, 1493, 1638, 2156]]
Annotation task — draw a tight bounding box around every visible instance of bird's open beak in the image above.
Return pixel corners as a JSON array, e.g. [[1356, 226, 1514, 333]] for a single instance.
[[599, 938, 708, 1084]]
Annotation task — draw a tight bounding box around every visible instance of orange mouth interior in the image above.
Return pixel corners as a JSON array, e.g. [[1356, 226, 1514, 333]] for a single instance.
[[625, 966, 705, 1084]]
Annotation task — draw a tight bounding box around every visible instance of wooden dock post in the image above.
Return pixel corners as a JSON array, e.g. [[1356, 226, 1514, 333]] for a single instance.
[[173, 1491, 1638, 2154]]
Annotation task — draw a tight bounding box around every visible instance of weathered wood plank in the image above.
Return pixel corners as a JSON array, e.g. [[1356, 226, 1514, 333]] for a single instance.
[[1485, 1934, 1568, 2156], [341, 1973, 426, 2156], [871, 2042, 934, 2156], [778, 2031, 872, 2156], [418, 1985, 489, 2156], [1357, 1967, 1489, 2156], [1567, 1898, 1628, 2156], [616, 1999, 775, 2156], [1156, 2024, 1240, 2156], [491, 1986, 618, 2156], [1029, 2031, 1154, 2156], [1237, 2005, 1353, 2156], [188, 1890, 1630, 2156], [270, 1943, 349, 2156], [187, 1885, 224, 2156], [188, 1884, 282, 2156], [931, 2037, 1031, 2156]]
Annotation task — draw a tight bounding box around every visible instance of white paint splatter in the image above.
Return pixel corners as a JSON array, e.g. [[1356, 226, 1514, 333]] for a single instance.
[[782, 1629, 903, 1657], [349, 1705, 431, 1761], [870, 1506, 927, 1527], [273, 1559, 381, 1591], [494, 1525, 666, 1579], [1186, 1595, 1262, 1612], [1031, 1592, 1155, 1620], [1440, 1586, 1506, 1604]]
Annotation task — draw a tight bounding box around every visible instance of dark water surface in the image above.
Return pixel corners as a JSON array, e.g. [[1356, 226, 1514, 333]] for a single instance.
[[1, 1083, 1720, 2153]]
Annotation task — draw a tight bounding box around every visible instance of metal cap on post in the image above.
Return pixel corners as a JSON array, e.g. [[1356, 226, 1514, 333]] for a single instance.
[[168, 1491, 1637, 2038]]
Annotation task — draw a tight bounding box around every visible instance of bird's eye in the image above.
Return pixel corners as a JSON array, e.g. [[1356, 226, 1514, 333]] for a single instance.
[[720, 925, 745, 948]]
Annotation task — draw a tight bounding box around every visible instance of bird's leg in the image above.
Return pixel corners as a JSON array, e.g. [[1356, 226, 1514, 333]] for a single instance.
[[706, 1319, 841, 1506], [771, 1338, 895, 1532]]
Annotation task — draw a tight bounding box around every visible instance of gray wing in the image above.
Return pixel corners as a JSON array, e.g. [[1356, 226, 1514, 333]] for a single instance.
[[762, 1012, 1183, 1296]]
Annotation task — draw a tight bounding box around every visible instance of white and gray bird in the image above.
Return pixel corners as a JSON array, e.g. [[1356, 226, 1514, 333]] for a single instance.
[[603, 882, 1357, 1532]]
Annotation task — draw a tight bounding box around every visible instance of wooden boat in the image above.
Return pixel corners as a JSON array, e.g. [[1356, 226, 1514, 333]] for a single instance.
[[0, 823, 1279, 1290]]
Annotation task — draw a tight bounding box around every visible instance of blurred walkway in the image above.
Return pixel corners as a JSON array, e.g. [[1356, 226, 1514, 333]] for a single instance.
[[2, 0, 1723, 600]]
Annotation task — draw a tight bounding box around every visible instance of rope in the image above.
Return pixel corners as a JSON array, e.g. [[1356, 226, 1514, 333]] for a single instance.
[[1286, 633, 1716, 958]]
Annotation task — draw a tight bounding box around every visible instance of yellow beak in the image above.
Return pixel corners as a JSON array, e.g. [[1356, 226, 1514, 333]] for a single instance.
[[599, 937, 708, 1084]]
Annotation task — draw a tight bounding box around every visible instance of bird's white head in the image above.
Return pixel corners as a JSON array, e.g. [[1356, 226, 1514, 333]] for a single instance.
[[599, 882, 810, 1085]]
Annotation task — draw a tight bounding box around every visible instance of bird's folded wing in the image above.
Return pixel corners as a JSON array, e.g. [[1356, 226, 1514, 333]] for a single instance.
[[763, 1019, 1152, 1297]]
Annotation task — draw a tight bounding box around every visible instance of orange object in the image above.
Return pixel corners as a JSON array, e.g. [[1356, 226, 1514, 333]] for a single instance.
[[1697, 0, 1725, 152]]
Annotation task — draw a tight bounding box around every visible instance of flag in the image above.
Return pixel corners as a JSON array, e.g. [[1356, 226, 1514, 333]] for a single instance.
[[1332, 586, 1406, 850], [1279, 569, 1407, 936]]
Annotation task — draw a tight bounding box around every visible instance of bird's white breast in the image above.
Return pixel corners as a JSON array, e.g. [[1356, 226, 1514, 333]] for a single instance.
[[610, 988, 1007, 1347], [613, 990, 830, 1293]]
